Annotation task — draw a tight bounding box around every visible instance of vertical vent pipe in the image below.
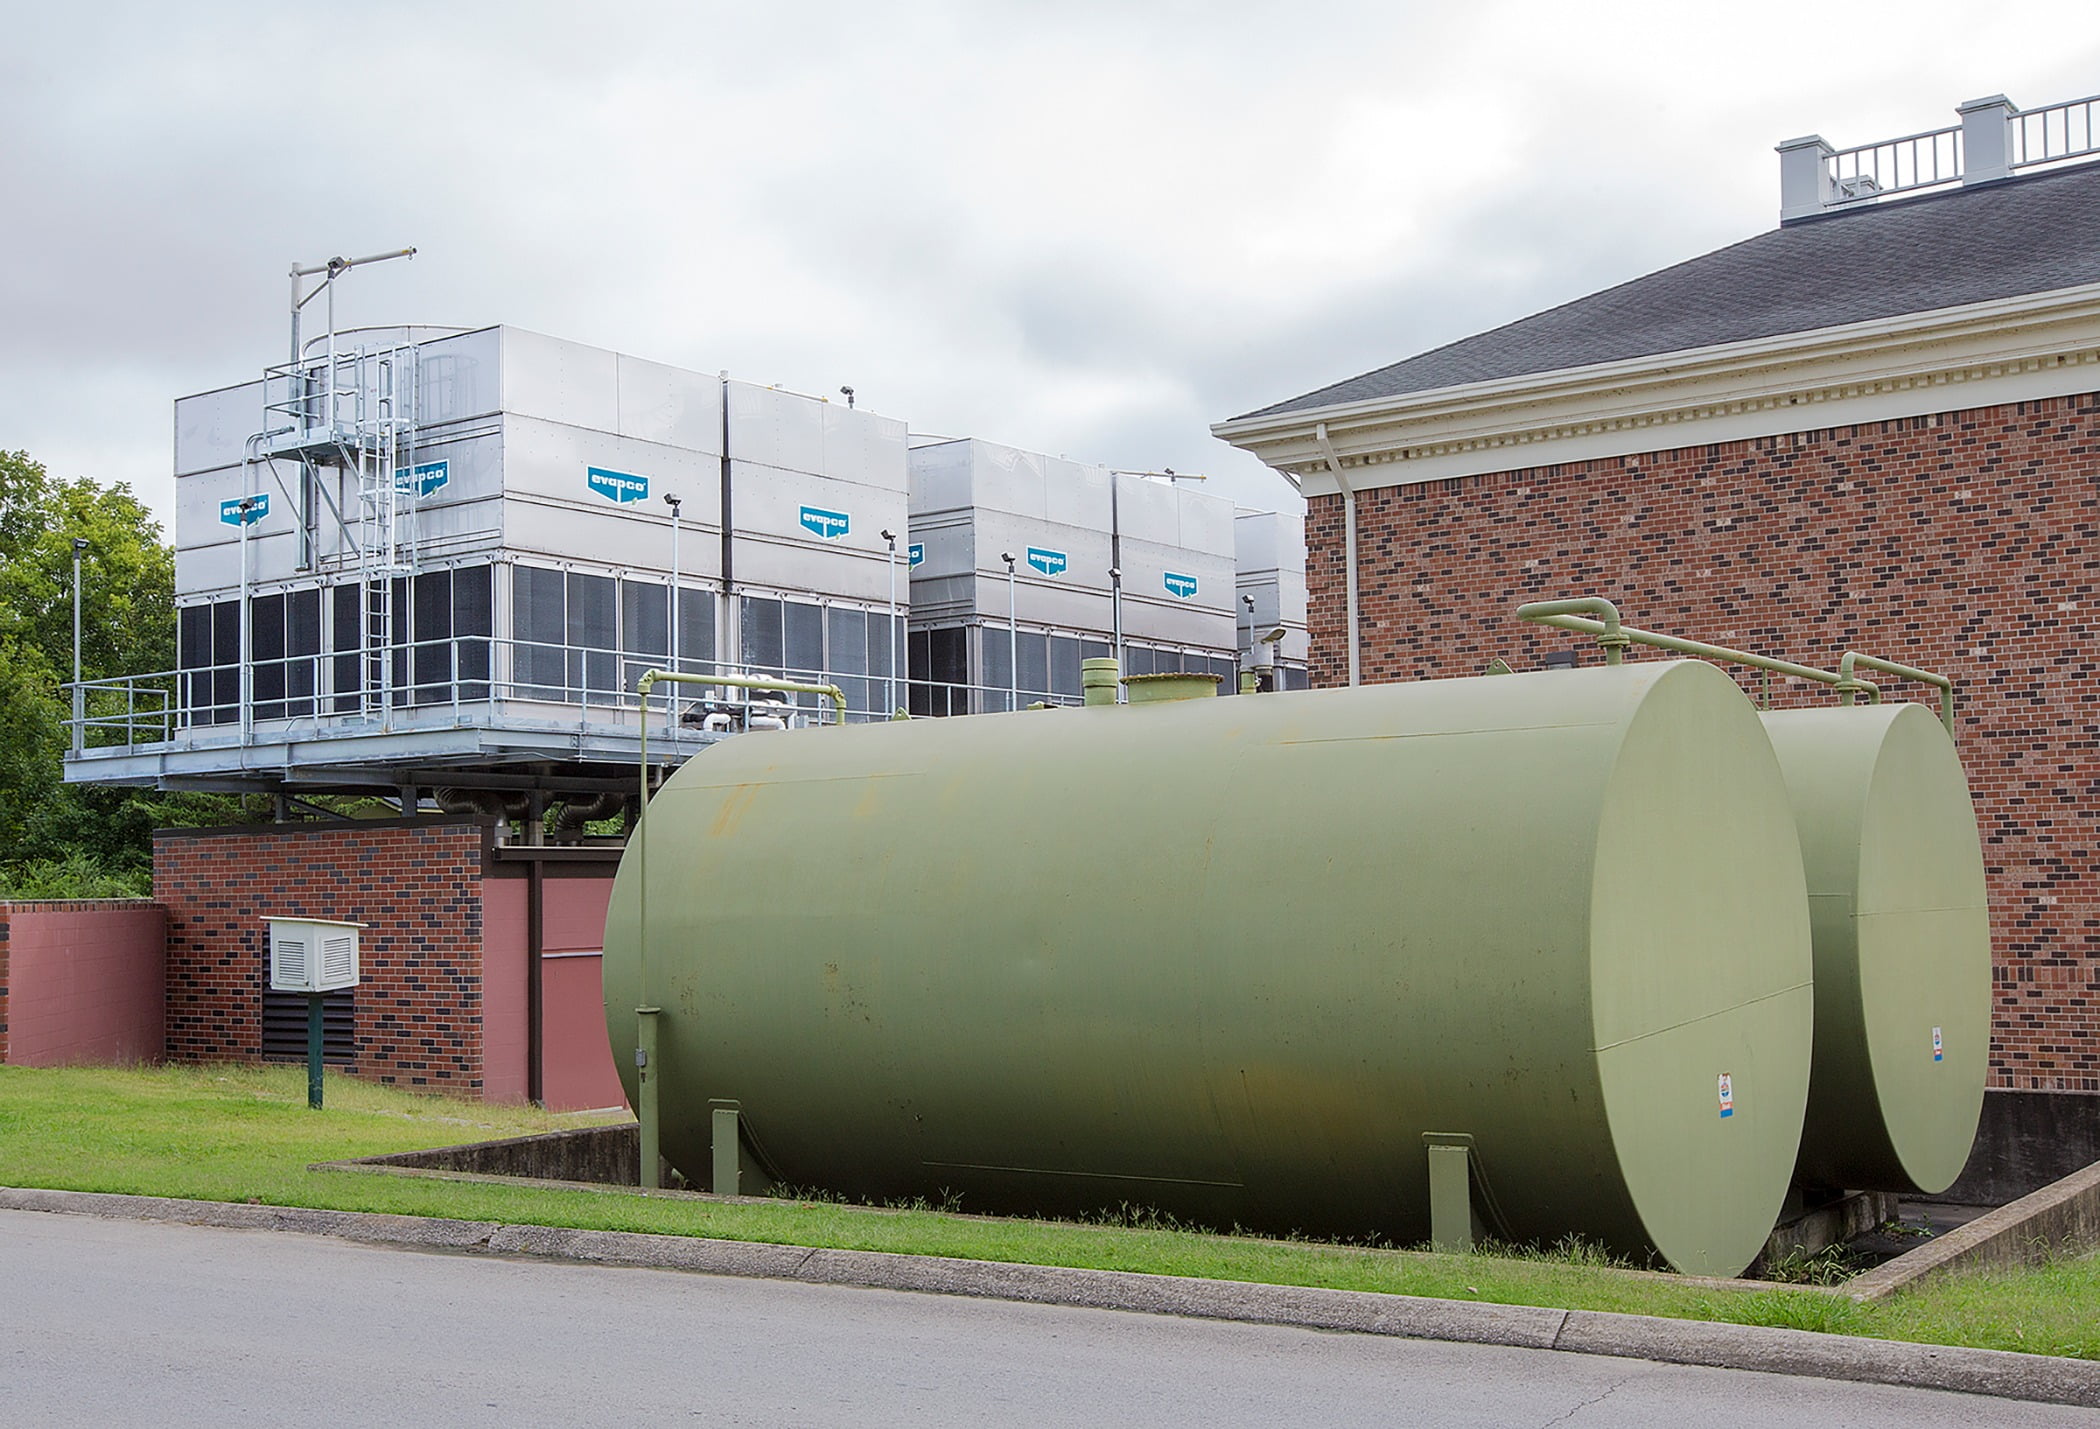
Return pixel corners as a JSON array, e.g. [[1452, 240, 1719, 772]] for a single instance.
[[1082, 657, 1120, 707]]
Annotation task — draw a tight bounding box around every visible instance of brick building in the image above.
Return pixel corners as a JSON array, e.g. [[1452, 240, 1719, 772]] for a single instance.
[[152, 818, 623, 1109], [1215, 95, 2100, 1187]]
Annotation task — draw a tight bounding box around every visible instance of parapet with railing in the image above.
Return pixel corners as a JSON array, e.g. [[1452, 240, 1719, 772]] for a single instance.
[[1778, 90, 2100, 222]]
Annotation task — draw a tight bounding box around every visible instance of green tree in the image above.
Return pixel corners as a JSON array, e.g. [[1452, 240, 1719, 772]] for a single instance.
[[0, 448, 240, 883], [0, 447, 175, 686]]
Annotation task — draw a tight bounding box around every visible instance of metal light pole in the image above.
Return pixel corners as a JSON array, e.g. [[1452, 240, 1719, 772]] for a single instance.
[[1261, 625, 1288, 691], [663, 493, 682, 731], [1240, 593, 1255, 696], [237, 496, 259, 741], [1002, 552, 1018, 712], [70, 538, 88, 752], [881, 529, 899, 716], [1108, 473, 1125, 689], [289, 248, 416, 364]]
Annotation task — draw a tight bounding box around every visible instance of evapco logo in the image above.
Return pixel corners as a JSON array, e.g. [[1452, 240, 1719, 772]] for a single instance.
[[219, 492, 270, 526], [800, 505, 851, 540], [587, 466, 649, 504], [1026, 546, 1068, 577], [1163, 571, 1199, 599], [398, 460, 450, 498]]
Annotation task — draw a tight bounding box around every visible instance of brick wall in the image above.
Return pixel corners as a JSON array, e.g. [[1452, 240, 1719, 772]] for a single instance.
[[1307, 390, 2100, 1091], [0, 901, 165, 1065], [153, 820, 491, 1091]]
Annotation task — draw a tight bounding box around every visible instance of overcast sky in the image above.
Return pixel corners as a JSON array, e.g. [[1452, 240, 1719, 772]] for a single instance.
[[5, 1, 2098, 533]]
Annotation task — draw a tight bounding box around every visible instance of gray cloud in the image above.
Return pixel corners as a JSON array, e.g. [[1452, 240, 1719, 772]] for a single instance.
[[5, 1, 2097, 528]]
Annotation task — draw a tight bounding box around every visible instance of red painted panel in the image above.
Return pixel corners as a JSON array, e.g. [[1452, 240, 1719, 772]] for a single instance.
[[541, 877, 613, 954], [542, 953, 627, 1111], [481, 879, 529, 1102], [4, 905, 165, 1066]]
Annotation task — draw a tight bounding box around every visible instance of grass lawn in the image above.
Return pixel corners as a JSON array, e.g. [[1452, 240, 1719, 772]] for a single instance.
[[0, 1063, 2092, 1359]]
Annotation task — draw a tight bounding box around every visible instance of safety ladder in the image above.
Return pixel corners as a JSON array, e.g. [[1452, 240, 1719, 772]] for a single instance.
[[347, 341, 420, 722]]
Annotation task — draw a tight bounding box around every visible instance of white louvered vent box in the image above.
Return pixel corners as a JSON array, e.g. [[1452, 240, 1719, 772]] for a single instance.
[[264, 917, 365, 993]]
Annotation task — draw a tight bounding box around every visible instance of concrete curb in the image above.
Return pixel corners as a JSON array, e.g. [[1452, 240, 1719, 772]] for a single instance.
[[4, 1186, 2096, 1409]]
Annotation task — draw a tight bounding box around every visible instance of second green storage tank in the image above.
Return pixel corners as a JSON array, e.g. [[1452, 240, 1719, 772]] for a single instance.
[[604, 658, 1815, 1276], [1763, 702, 1991, 1194]]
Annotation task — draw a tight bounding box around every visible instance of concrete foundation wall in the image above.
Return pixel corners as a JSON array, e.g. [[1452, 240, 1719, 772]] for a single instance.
[[0, 901, 165, 1066], [351, 1122, 640, 1183], [1931, 1087, 2100, 1205]]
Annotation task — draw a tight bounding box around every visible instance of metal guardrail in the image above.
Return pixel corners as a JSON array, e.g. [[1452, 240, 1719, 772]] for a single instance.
[[62, 632, 1140, 757], [1825, 123, 1963, 204], [2012, 93, 2100, 170], [1819, 91, 2100, 211]]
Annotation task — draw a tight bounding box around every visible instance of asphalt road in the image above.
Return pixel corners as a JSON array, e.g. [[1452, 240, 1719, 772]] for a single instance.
[[1, 1209, 2092, 1427]]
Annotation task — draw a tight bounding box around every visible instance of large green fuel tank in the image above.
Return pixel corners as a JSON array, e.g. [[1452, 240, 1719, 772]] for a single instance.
[[1761, 703, 1991, 1194], [604, 658, 1814, 1276]]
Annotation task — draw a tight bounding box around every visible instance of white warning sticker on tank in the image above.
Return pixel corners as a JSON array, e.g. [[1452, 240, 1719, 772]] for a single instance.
[[1718, 1072, 1734, 1119], [1933, 1027, 1944, 1062]]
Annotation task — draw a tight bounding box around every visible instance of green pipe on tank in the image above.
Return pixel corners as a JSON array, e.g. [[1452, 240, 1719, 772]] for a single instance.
[[1082, 657, 1120, 707], [1517, 597, 1630, 665], [1839, 651, 1956, 734], [631, 668, 848, 1188], [1517, 599, 1881, 702]]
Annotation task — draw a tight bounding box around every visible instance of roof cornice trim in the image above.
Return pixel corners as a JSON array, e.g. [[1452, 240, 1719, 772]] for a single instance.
[[1213, 281, 2100, 494]]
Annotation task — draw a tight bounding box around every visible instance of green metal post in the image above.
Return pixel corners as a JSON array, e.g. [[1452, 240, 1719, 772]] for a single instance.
[[306, 995, 324, 1110], [1423, 1132, 1475, 1253], [638, 678, 654, 1190], [637, 1006, 660, 1189], [712, 1101, 742, 1196]]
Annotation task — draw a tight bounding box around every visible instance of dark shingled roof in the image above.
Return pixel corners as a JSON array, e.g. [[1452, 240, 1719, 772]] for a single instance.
[[1237, 159, 2100, 421]]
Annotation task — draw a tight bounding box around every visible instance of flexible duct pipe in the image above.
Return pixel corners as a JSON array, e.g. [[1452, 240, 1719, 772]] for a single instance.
[[551, 791, 628, 841], [434, 787, 533, 821]]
